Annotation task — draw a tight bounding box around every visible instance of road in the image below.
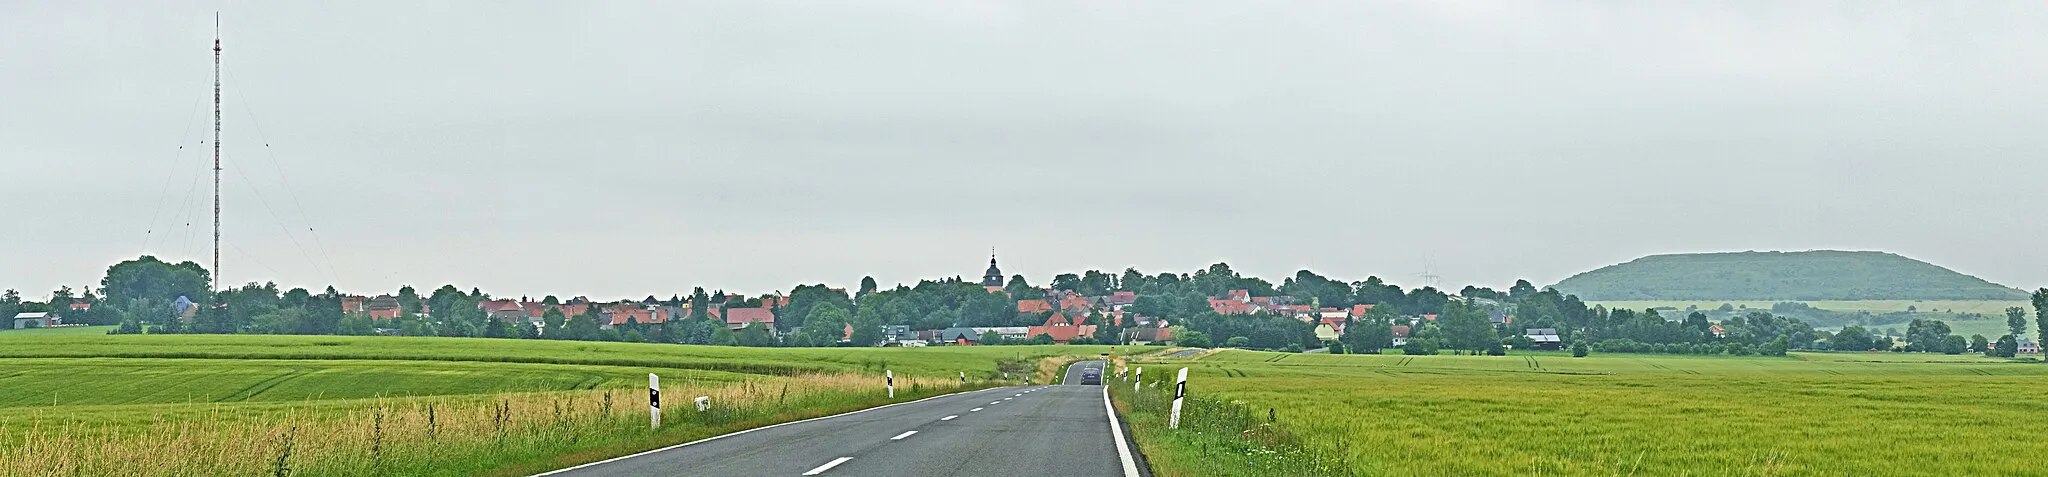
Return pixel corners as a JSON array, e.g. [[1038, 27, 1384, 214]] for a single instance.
[[539, 360, 1139, 477]]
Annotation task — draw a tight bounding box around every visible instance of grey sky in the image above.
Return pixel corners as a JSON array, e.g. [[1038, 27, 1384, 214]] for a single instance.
[[5, 1, 2045, 301]]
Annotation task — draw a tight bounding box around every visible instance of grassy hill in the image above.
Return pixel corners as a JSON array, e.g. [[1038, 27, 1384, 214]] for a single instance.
[[1550, 250, 2027, 301]]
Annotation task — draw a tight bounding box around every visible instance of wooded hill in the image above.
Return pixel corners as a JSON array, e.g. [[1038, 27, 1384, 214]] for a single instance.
[[1550, 250, 2027, 301]]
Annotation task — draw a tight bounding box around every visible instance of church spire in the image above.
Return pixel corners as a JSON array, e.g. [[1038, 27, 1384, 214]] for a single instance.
[[982, 249, 1004, 288]]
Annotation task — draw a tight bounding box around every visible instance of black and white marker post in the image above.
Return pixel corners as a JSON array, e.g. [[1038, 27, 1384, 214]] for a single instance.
[[1134, 367, 1143, 392], [886, 370, 895, 398], [960, 371, 966, 384], [649, 373, 661, 429], [1168, 367, 1187, 429]]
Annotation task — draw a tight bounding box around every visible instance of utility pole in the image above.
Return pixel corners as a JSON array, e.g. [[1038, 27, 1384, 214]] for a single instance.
[[211, 12, 222, 300]]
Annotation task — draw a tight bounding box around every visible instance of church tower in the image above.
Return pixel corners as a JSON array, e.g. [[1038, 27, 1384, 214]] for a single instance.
[[982, 252, 1004, 288]]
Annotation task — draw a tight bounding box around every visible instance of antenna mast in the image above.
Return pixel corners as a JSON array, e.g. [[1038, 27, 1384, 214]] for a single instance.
[[212, 12, 222, 299]]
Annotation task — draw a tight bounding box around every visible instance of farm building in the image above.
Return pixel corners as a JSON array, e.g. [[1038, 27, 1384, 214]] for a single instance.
[[2022, 340, 2042, 355], [1524, 328, 1562, 350], [11, 312, 59, 329]]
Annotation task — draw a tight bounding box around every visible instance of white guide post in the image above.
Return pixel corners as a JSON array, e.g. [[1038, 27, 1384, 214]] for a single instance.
[[694, 396, 710, 412], [1134, 367, 1143, 393], [886, 370, 895, 398], [649, 373, 661, 429], [960, 371, 966, 384], [1168, 367, 1187, 429]]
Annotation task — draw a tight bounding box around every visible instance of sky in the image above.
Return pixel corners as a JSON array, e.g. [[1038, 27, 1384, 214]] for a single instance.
[[5, 1, 2046, 302]]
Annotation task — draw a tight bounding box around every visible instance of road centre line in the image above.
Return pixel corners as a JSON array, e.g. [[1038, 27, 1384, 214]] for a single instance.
[[532, 388, 990, 476], [802, 457, 854, 476], [971, 408, 983, 412], [941, 415, 958, 421], [890, 431, 918, 440]]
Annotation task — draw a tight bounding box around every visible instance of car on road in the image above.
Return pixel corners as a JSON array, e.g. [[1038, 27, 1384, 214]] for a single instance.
[[1080, 367, 1102, 385]]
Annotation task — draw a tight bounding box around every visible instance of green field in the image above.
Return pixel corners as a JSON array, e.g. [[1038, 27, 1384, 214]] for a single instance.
[[0, 325, 116, 336], [1589, 300, 2027, 315], [1117, 350, 2048, 476], [0, 334, 1139, 476]]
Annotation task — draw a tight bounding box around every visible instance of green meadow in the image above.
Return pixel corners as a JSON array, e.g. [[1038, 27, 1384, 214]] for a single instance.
[[1118, 350, 2048, 476], [1589, 300, 2026, 315], [0, 334, 1139, 476]]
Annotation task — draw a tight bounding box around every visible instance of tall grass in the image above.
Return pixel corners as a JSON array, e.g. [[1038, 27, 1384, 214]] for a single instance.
[[1111, 374, 1350, 477], [0, 373, 975, 477]]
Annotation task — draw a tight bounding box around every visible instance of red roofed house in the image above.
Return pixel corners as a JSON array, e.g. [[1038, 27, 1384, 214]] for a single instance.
[[1107, 291, 1138, 309], [1209, 299, 1252, 315], [1225, 290, 1251, 302], [604, 304, 669, 327], [1709, 324, 1726, 338], [1058, 295, 1093, 314], [1026, 313, 1096, 344], [1018, 299, 1054, 314], [365, 295, 402, 320], [342, 296, 367, 313], [1391, 325, 1412, 346], [721, 307, 776, 331], [479, 299, 528, 323], [68, 302, 91, 311], [1350, 304, 1375, 318]]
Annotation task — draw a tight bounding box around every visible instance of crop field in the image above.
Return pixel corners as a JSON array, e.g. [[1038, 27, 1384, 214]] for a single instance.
[[0, 334, 1140, 476], [0, 325, 117, 336], [1589, 300, 2027, 315], [1117, 350, 2048, 476]]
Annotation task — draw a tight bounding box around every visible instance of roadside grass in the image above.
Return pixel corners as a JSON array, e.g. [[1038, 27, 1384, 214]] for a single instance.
[[0, 334, 1145, 476], [1121, 350, 2048, 476], [1, 373, 978, 476], [0, 334, 1141, 379], [1111, 376, 1350, 477]]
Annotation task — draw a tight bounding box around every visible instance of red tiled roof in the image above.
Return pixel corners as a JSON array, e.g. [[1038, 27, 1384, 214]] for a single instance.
[[1391, 325, 1411, 338], [1108, 291, 1137, 306], [1226, 290, 1250, 301], [1018, 300, 1054, 314], [1209, 299, 1251, 315], [723, 307, 775, 326], [478, 299, 522, 313], [1350, 304, 1375, 317]]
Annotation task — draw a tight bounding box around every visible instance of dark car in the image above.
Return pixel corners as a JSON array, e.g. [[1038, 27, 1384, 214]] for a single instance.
[[1080, 367, 1102, 385]]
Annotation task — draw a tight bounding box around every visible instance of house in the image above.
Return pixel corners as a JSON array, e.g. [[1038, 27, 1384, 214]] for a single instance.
[[1489, 311, 1512, 326], [1225, 290, 1251, 302], [173, 296, 198, 321], [720, 307, 775, 331], [2021, 340, 2042, 354], [341, 296, 367, 313], [1349, 304, 1375, 318], [1391, 325, 1411, 346], [604, 305, 669, 328], [941, 327, 981, 346], [1106, 291, 1138, 309], [365, 295, 402, 320], [1523, 328, 1562, 351], [1708, 324, 1727, 338], [1017, 300, 1054, 314], [479, 299, 527, 323], [1026, 313, 1096, 344], [1314, 320, 1344, 342], [68, 302, 91, 312], [1208, 299, 1252, 315], [11, 312, 58, 329], [1124, 326, 1172, 345]]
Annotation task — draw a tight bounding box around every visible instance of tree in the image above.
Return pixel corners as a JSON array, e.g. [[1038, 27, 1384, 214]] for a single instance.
[[1833, 325, 1873, 351], [2008, 307, 2030, 343], [1177, 330, 1213, 349], [796, 302, 852, 347], [1994, 335, 2019, 358], [849, 306, 884, 347], [858, 276, 879, 298], [1940, 335, 1968, 355], [1050, 273, 1081, 293], [2034, 288, 2048, 359], [396, 286, 421, 315], [735, 322, 776, 347], [99, 256, 210, 306], [1970, 334, 1991, 354], [1762, 335, 1790, 356], [1572, 340, 1589, 357], [1225, 336, 1252, 348], [542, 308, 567, 338], [979, 330, 1003, 346], [1284, 343, 1305, 353], [1438, 300, 1494, 351], [1904, 319, 1952, 352], [562, 311, 599, 341], [1327, 341, 1347, 354]]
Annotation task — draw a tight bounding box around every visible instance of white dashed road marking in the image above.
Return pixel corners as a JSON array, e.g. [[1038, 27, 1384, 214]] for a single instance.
[[970, 408, 983, 412], [803, 457, 853, 476], [891, 431, 918, 440], [941, 415, 957, 421]]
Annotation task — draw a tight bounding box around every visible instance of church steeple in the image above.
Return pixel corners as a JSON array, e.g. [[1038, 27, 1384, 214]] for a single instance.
[[982, 250, 1004, 287]]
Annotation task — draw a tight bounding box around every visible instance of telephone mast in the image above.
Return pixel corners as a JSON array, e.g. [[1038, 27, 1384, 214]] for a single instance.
[[211, 12, 222, 299]]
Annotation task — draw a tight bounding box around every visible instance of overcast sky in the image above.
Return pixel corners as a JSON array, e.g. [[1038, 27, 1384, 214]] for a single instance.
[[5, 1, 2045, 301]]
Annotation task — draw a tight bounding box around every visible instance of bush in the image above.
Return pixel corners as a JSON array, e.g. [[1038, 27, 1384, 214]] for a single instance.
[[1283, 343, 1304, 353], [1571, 341, 1589, 357], [1327, 342, 1347, 354], [1225, 336, 1252, 348], [1485, 341, 1506, 356], [1177, 331, 1213, 349]]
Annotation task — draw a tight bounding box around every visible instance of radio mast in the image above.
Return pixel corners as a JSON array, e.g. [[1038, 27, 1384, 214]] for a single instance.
[[212, 11, 222, 299]]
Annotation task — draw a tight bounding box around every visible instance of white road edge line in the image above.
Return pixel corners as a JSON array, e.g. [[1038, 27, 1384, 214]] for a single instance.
[[890, 430, 918, 440], [941, 415, 958, 421], [802, 457, 854, 475], [531, 387, 994, 476], [1104, 385, 1141, 477]]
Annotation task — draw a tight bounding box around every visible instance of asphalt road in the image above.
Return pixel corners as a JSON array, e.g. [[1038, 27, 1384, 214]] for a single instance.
[[539, 360, 1138, 477]]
